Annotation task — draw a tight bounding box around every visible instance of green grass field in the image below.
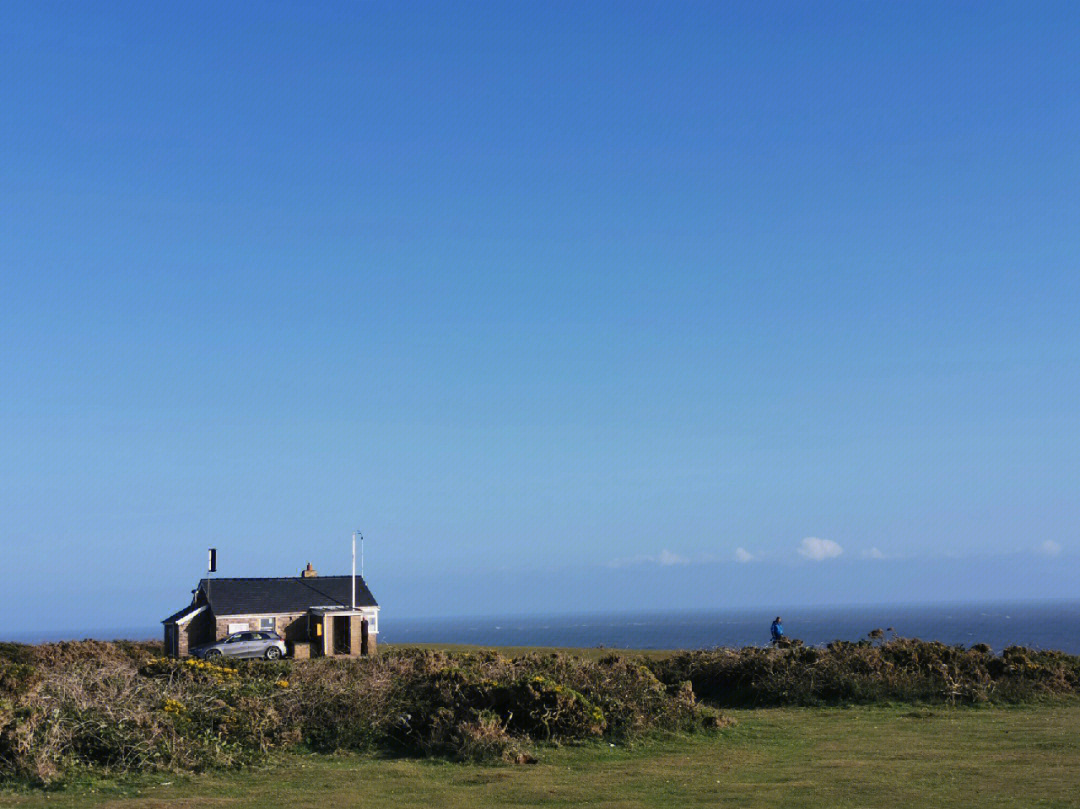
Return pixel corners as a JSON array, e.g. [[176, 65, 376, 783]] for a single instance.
[[3, 703, 1078, 809]]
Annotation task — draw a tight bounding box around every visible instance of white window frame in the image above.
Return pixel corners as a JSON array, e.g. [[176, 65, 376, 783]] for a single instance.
[[363, 608, 379, 634]]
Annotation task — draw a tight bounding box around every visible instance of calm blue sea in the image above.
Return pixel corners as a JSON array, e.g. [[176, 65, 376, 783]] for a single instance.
[[8, 600, 1080, 654], [383, 600, 1080, 654]]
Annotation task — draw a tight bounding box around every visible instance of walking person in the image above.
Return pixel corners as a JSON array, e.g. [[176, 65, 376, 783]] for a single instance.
[[770, 616, 784, 645]]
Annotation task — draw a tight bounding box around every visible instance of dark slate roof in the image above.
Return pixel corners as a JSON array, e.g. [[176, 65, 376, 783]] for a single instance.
[[195, 575, 378, 616]]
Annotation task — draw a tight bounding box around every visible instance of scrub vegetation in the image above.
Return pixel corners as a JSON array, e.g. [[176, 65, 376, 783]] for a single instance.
[[1, 636, 1077, 790], [646, 634, 1080, 706], [0, 641, 718, 784]]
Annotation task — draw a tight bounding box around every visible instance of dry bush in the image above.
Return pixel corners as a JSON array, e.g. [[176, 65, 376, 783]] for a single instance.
[[1, 643, 726, 784], [453, 711, 520, 762], [4, 636, 1075, 785], [647, 636, 1080, 707], [0, 648, 292, 782]]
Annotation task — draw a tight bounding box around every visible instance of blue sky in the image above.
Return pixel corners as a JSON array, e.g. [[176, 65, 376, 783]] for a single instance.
[[2, 2, 1078, 634]]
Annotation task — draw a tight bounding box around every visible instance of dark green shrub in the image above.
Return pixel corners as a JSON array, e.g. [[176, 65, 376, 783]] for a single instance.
[[646, 637, 1080, 707]]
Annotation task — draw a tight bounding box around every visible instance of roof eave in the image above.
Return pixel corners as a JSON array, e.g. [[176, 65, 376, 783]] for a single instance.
[[161, 604, 208, 625]]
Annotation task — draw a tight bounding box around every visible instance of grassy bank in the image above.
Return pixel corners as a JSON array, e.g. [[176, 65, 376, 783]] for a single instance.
[[2, 704, 1078, 808]]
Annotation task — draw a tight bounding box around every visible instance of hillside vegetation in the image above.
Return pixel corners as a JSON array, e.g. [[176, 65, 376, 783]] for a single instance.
[[0, 641, 717, 783], [1, 636, 1077, 785], [646, 635, 1080, 706]]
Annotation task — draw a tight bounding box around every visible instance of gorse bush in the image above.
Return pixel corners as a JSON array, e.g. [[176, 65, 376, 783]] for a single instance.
[[5, 636, 1074, 784], [276, 649, 719, 759], [0, 644, 287, 783], [0, 644, 721, 783], [646, 636, 1080, 707]]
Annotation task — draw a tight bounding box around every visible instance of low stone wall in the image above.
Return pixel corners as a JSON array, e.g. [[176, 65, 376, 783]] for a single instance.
[[290, 641, 312, 660]]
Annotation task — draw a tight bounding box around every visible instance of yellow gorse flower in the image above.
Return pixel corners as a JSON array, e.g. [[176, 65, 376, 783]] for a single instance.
[[181, 657, 238, 681]]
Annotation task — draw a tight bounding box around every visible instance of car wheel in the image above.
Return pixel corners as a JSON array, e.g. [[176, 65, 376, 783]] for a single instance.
[[265, 646, 282, 660], [205, 649, 222, 659]]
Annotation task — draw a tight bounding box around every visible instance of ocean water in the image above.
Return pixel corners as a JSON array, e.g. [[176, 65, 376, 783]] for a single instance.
[[383, 600, 1080, 654], [7, 600, 1080, 654]]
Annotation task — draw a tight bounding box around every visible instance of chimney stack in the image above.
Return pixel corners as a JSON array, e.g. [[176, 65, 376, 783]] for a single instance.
[[301, 562, 318, 578]]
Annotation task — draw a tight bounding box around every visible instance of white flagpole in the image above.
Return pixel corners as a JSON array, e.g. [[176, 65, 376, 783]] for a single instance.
[[351, 531, 357, 610]]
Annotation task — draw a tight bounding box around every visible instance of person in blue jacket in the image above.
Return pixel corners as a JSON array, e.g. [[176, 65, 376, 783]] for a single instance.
[[770, 616, 784, 644]]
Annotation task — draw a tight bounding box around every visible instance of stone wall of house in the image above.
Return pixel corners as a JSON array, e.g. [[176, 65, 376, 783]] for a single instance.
[[213, 613, 308, 642], [277, 613, 309, 642], [167, 610, 214, 657], [167, 610, 375, 657], [349, 617, 362, 655], [214, 616, 252, 640]]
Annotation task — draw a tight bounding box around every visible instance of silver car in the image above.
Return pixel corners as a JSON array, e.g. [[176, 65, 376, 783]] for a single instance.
[[191, 630, 287, 660]]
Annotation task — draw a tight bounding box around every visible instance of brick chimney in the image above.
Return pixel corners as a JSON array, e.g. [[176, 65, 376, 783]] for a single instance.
[[301, 562, 318, 578]]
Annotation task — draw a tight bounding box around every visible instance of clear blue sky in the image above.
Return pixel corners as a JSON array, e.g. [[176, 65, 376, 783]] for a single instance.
[[2, 1, 1078, 634]]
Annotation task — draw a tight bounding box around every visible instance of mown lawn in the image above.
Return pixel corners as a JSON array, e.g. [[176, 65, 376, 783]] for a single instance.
[[2, 703, 1078, 809]]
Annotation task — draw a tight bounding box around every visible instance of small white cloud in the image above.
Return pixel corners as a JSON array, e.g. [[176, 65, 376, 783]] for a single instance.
[[734, 547, 756, 563], [1039, 540, 1062, 557], [657, 549, 689, 566], [798, 537, 843, 561], [861, 547, 885, 560]]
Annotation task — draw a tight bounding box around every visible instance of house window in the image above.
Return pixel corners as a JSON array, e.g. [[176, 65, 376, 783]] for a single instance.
[[260, 617, 275, 632]]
